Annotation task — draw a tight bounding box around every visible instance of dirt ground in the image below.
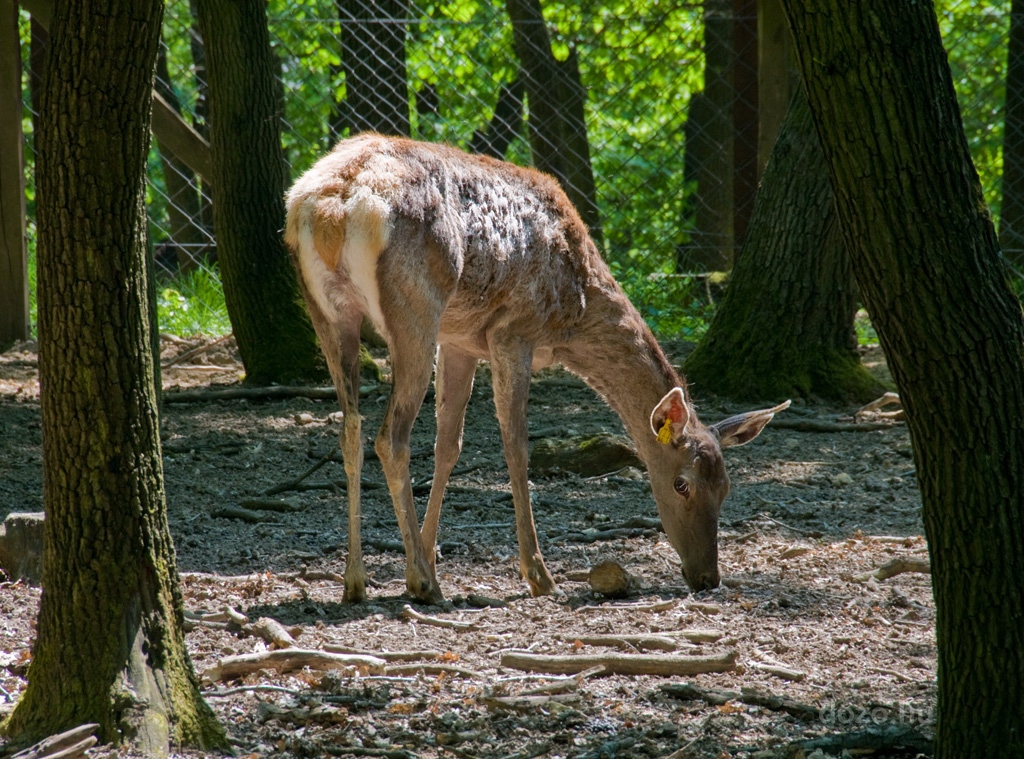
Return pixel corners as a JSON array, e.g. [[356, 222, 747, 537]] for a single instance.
[[0, 337, 934, 758]]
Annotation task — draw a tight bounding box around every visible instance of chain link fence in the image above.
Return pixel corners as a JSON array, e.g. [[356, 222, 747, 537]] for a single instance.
[[17, 0, 1016, 337]]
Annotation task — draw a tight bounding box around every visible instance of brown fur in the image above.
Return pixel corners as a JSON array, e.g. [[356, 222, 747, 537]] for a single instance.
[[284, 134, 787, 603]]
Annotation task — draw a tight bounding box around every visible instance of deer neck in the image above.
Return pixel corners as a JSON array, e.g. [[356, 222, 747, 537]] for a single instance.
[[555, 282, 687, 463]]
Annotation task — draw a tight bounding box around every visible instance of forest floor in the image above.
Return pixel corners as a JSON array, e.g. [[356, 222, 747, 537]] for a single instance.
[[0, 337, 934, 758]]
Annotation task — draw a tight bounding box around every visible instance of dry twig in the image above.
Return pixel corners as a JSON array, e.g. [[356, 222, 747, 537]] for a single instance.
[[500, 650, 737, 676], [401, 604, 477, 630], [853, 557, 931, 583], [203, 648, 386, 682]]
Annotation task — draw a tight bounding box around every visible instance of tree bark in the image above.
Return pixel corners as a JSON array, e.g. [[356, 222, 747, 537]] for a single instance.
[[731, 0, 758, 257], [194, 0, 323, 384], [685, 88, 881, 402], [335, 0, 411, 137], [782, 2, 1024, 756], [1001, 0, 1024, 266], [469, 78, 524, 159], [678, 0, 733, 272], [0, 0, 226, 751]]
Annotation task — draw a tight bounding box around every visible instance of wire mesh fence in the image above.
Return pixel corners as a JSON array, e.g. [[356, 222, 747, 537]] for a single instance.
[[15, 0, 1017, 338]]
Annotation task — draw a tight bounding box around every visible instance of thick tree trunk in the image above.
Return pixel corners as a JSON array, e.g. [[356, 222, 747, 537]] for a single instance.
[[1001, 0, 1024, 267], [0, 0, 226, 751], [685, 88, 881, 402], [336, 0, 411, 137], [678, 0, 733, 272], [506, 0, 601, 239], [194, 0, 323, 384], [783, 2, 1024, 756], [731, 0, 758, 257]]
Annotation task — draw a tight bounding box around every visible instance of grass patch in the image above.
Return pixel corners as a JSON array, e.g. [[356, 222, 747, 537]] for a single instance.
[[156, 265, 232, 337]]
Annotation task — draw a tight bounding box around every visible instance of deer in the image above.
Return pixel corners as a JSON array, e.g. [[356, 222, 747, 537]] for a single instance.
[[284, 133, 789, 604]]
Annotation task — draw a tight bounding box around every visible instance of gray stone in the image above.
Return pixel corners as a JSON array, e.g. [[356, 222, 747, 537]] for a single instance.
[[0, 512, 45, 584]]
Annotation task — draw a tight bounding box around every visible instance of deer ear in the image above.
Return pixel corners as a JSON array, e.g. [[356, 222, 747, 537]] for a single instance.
[[712, 400, 791, 448], [651, 387, 691, 445]]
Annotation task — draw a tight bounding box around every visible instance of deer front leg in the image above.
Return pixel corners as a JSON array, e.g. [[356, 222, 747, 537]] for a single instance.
[[421, 345, 477, 571], [490, 337, 557, 597]]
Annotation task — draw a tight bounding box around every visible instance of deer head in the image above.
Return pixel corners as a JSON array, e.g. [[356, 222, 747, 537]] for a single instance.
[[648, 389, 791, 591]]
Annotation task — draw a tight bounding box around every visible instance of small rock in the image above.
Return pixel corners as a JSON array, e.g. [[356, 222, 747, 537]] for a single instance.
[[831, 472, 854, 487], [294, 412, 316, 425], [0, 512, 45, 584], [588, 560, 633, 598]]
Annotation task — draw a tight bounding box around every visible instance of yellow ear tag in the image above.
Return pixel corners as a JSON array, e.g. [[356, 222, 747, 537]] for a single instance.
[[657, 417, 674, 445]]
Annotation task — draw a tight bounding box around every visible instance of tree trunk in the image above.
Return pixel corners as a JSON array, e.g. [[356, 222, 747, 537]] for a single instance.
[[194, 0, 323, 384], [335, 0, 411, 137], [1001, 0, 1024, 267], [469, 78, 524, 159], [782, 2, 1024, 756], [685, 88, 881, 402], [506, 0, 601, 239], [678, 0, 733, 272], [0, 0, 226, 751], [731, 0, 758, 258]]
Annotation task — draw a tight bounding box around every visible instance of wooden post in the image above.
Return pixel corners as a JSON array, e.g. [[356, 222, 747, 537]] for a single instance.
[[0, 0, 30, 344]]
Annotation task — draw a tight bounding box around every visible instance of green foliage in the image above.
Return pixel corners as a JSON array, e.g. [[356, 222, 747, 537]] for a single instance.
[[17, 1, 1019, 341], [156, 267, 232, 337], [609, 262, 716, 340]]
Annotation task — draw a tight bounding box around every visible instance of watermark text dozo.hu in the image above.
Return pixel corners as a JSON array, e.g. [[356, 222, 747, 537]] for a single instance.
[[819, 701, 935, 728]]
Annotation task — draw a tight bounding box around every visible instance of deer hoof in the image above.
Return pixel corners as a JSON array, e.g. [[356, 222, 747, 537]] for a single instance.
[[526, 567, 558, 597], [343, 580, 367, 603], [408, 577, 445, 605]]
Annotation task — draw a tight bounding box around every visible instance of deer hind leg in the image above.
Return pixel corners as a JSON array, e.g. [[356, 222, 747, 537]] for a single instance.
[[421, 344, 477, 571], [306, 302, 367, 602], [489, 335, 557, 597]]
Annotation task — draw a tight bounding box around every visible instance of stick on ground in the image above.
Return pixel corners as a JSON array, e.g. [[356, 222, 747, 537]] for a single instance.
[[500, 650, 737, 676]]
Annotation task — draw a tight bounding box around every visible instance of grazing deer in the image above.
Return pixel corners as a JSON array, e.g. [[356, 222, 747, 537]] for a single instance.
[[285, 134, 788, 604]]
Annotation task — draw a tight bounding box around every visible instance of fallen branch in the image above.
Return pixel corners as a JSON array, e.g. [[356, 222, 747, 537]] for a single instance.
[[263, 448, 337, 496], [576, 598, 677, 613], [10, 724, 98, 759], [500, 650, 737, 677], [164, 385, 345, 404], [401, 604, 477, 630], [518, 665, 606, 695], [660, 682, 819, 721], [203, 684, 303, 698], [747, 660, 806, 682], [203, 648, 386, 682], [853, 556, 931, 582], [162, 333, 233, 369], [242, 617, 298, 648], [210, 506, 279, 524], [238, 498, 303, 513], [569, 634, 695, 653], [323, 644, 442, 662]]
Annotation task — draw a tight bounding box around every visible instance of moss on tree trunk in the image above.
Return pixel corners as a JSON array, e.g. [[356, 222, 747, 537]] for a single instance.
[[783, 1, 1024, 756], [685, 88, 882, 403], [0, 0, 226, 750]]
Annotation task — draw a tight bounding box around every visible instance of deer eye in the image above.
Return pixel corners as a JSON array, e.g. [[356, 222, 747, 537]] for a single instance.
[[674, 477, 690, 497]]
